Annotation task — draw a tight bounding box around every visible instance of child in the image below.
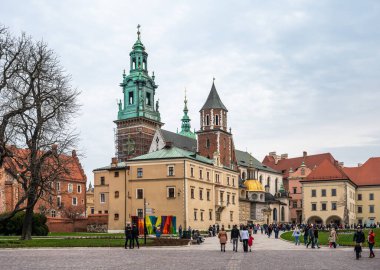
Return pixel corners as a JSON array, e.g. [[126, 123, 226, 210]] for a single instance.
[[354, 243, 362, 260], [248, 234, 254, 252]]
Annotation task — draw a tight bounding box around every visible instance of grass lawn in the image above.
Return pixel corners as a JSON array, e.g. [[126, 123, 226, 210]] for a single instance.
[[0, 238, 152, 248], [281, 228, 380, 248]]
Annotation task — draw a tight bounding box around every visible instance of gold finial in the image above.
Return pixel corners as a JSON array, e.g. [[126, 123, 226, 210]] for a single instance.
[[137, 24, 141, 40]]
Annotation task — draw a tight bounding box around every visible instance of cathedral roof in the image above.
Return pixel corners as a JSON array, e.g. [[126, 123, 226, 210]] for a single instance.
[[160, 129, 197, 152], [244, 179, 265, 192], [235, 150, 280, 174], [344, 157, 380, 186], [200, 81, 228, 111]]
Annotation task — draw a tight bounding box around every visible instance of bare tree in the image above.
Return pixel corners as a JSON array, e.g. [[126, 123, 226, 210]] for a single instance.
[[0, 26, 80, 240], [63, 205, 85, 230]]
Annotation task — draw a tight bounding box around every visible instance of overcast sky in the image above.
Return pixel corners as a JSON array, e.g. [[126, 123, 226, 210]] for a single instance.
[[1, 0, 380, 184]]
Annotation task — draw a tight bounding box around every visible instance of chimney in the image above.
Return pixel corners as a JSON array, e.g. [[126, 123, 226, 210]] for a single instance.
[[303, 151, 307, 157], [265, 185, 269, 193], [358, 163, 363, 167], [72, 150, 77, 157], [111, 157, 118, 167], [269, 151, 280, 164], [281, 153, 288, 159], [338, 162, 344, 168]]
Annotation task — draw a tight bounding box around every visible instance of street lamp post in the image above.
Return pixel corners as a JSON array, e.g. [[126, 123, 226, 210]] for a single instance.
[[144, 198, 147, 245]]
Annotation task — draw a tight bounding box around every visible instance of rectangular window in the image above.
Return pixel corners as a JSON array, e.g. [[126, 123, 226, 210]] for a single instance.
[[128, 91, 134, 104], [77, 184, 82, 193], [321, 203, 327, 211], [321, 189, 326, 197], [68, 183, 73, 193], [137, 168, 143, 178], [230, 211, 233, 222], [232, 178, 235, 186], [194, 209, 197, 220], [311, 203, 316, 211], [209, 210, 212, 220], [137, 209, 143, 218], [369, 205, 375, 213], [199, 170, 203, 179], [105, 210, 108, 214], [114, 171, 119, 177], [72, 197, 77, 206], [357, 206, 362, 213], [100, 177, 105, 185], [200, 211, 204, 221], [215, 174, 220, 183], [206, 190, 210, 201], [293, 187, 297, 194], [190, 167, 194, 177], [51, 210, 56, 218], [331, 202, 337, 211], [91, 208, 94, 214], [311, 190, 316, 197], [56, 182, 61, 192], [216, 212, 221, 222], [227, 177, 230, 185], [357, 194, 362, 201], [136, 189, 144, 199], [167, 187, 175, 198], [114, 213, 119, 220], [199, 189, 203, 200], [206, 171, 210, 181], [220, 192, 224, 203], [232, 194, 235, 204], [331, 189, 337, 196], [100, 193, 105, 203], [146, 92, 151, 106], [227, 194, 230, 205], [369, 193, 374, 200], [292, 201, 297, 208], [57, 196, 62, 207], [115, 191, 119, 198], [191, 188, 195, 199], [168, 166, 174, 176]]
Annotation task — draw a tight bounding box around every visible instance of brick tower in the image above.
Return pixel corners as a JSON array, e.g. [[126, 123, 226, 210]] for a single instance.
[[115, 25, 163, 161], [197, 80, 237, 169]]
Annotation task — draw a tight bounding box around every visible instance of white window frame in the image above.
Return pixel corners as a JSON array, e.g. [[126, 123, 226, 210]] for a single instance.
[[51, 209, 56, 218], [167, 165, 175, 176], [68, 183, 73, 193], [100, 193, 106, 203], [167, 187, 176, 198], [136, 188, 144, 199], [77, 184, 82, 194], [56, 182, 61, 192], [72, 197, 77, 206], [57, 195, 62, 207]]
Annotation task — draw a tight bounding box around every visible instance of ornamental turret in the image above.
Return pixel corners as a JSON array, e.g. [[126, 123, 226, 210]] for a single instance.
[[178, 90, 196, 139]]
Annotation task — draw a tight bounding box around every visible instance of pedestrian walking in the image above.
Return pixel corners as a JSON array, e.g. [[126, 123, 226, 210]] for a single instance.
[[124, 222, 133, 249], [240, 226, 249, 252], [230, 225, 240, 252], [303, 225, 309, 245], [368, 229, 376, 258], [132, 224, 139, 249], [292, 227, 301, 245], [353, 226, 365, 258], [274, 226, 279, 239], [248, 234, 254, 252], [329, 228, 338, 248], [314, 226, 320, 248], [260, 225, 263, 234], [218, 225, 228, 252], [306, 225, 315, 248], [179, 225, 183, 238]]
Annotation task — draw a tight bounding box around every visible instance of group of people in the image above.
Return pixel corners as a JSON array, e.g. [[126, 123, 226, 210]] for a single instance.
[[353, 227, 376, 260], [124, 223, 140, 249], [218, 225, 254, 252]]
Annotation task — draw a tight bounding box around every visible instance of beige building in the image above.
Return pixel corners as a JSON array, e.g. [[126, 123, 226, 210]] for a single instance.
[[93, 145, 239, 232], [302, 157, 380, 227], [86, 183, 94, 216]]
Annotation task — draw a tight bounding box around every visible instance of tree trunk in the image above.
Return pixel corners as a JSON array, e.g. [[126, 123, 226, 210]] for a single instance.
[[21, 206, 34, 240]]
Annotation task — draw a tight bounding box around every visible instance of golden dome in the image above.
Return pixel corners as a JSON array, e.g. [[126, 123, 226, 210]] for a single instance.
[[244, 179, 264, 192]]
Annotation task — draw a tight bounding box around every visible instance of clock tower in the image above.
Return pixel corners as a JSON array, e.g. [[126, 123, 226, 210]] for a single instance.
[[115, 25, 163, 161]]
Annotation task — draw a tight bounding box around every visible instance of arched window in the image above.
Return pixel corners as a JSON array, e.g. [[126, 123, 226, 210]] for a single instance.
[[281, 206, 285, 221], [275, 178, 278, 193], [206, 138, 210, 148], [215, 115, 219, 125], [301, 168, 305, 176], [273, 208, 278, 221], [206, 115, 210, 126]]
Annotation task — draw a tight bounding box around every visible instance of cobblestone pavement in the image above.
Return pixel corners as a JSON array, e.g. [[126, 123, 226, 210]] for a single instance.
[[0, 233, 378, 270]]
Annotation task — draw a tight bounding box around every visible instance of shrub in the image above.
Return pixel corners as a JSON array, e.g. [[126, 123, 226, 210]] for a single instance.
[[0, 212, 49, 236]]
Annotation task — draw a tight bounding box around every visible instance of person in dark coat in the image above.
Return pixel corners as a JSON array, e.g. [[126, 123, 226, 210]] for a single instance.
[[132, 224, 139, 249], [124, 223, 133, 249], [314, 227, 320, 248], [230, 225, 240, 252], [353, 226, 365, 258], [306, 225, 315, 248]]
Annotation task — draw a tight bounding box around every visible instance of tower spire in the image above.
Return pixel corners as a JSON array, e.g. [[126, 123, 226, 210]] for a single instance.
[[179, 88, 196, 139], [137, 24, 141, 40]]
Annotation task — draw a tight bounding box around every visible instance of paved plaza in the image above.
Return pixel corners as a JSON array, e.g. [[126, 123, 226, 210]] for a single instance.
[[0, 233, 378, 270]]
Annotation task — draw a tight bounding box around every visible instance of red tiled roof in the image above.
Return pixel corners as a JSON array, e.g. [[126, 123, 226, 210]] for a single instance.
[[343, 157, 380, 186], [3, 147, 86, 182], [262, 153, 335, 178], [303, 159, 350, 181]]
